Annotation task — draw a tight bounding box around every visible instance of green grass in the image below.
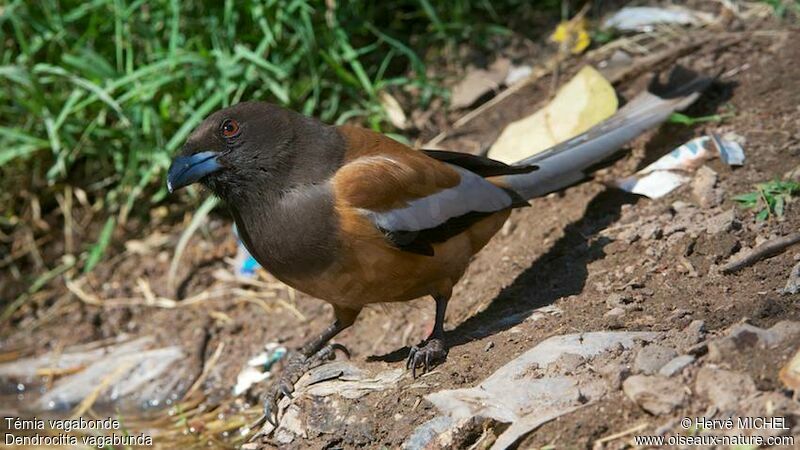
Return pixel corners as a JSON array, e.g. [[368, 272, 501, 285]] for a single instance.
[[760, 0, 800, 18], [734, 179, 800, 221], [0, 0, 555, 275]]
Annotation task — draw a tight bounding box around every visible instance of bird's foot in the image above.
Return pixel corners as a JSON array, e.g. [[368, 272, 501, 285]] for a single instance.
[[262, 343, 348, 427], [406, 337, 447, 378]]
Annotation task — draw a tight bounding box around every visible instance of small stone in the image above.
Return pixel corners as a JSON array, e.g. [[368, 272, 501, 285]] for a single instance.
[[785, 164, 800, 182], [598, 363, 631, 390], [501, 220, 516, 237], [673, 319, 706, 352], [604, 307, 626, 318], [782, 262, 800, 295], [768, 321, 800, 343], [695, 367, 756, 411], [691, 165, 721, 208], [641, 223, 663, 240], [671, 200, 694, 212], [707, 322, 800, 361], [705, 209, 739, 235], [623, 375, 688, 415], [686, 320, 706, 339], [668, 309, 691, 322], [484, 341, 494, 352], [658, 355, 695, 377], [606, 293, 633, 309], [687, 342, 708, 357], [617, 226, 640, 244], [633, 344, 679, 375], [779, 348, 800, 392]]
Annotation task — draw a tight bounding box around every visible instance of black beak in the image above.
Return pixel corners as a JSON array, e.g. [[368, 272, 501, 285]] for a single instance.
[[167, 151, 222, 193]]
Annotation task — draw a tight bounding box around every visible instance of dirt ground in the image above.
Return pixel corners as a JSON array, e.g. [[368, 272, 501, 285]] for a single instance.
[[2, 5, 800, 450]]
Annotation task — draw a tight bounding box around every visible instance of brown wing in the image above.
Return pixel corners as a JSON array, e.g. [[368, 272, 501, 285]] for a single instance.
[[333, 126, 516, 255]]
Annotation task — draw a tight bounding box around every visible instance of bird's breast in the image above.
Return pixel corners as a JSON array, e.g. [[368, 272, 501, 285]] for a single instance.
[[230, 185, 341, 282]]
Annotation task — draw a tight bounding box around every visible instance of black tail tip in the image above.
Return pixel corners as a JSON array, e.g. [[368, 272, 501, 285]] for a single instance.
[[648, 65, 715, 99]]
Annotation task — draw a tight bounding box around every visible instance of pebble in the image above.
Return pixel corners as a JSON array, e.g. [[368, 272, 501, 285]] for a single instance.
[[641, 223, 663, 240], [623, 375, 688, 415], [606, 293, 633, 309], [604, 307, 626, 318], [781, 262, 800, 295], [633, 344, 678, 375], [691, 165, 722, 208], [705, 209, 739, 235], [708, 321, 800, 361], [658, 355, 695, 377], [598, 362, 630, 390], [695, 367, 756, 412]]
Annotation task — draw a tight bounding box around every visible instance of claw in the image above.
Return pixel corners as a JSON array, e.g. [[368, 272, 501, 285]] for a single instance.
[[264, 399, 278, 428], [330, 343, 350, 359], [406, 345, 418, 370], [279, 382, 294, 399], [405, 338, 447, 378], [259, 344, 346, 432]]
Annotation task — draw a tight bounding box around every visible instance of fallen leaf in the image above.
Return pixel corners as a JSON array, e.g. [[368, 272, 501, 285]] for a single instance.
[[450, 58, 511, 109], [379, 91, 408, 129], [488, 65, 617, 163]]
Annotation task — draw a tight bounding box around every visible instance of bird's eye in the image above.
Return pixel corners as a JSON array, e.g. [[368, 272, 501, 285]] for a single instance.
[[221, 119, 240, 138]]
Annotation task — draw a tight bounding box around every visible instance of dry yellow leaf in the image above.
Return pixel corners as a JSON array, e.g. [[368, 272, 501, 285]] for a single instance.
[[488, 66, 618, 164]]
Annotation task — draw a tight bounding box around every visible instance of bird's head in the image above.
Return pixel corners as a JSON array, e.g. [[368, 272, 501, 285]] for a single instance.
[[166, 101, 296, 198]]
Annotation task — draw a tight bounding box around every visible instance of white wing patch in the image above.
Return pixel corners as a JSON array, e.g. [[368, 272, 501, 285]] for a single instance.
[[360, 164, 512, 232]]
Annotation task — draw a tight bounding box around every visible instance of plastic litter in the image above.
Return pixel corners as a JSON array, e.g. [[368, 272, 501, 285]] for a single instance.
[[0, 336, 186, 412], [616, 134, 745, 199], [232, 224, 261, 277], [233, 343, 287, 396], [603, 6, 712, 32]]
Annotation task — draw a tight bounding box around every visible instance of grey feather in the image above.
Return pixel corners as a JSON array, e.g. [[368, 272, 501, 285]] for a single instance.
[[361, 165, 512, 233], [501, 68, 712, 199]]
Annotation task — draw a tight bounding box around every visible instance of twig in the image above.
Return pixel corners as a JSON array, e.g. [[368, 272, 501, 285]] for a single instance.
[[66, 278, 230, 308], [721, 232, 800, 274], [184, 341, 226, 399], [72, 360, 137, 417], [0, 232, 54, 269], [594, 422, 649, 445], [167, 196, 219, 291], [604, 37, 711, 85], [55, 185, 75, 255], [1, 255, 76, 322], [36, 365, 86, 377]]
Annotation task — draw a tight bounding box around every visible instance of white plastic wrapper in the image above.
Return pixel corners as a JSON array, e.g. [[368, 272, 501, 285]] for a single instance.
[[616, 134, 745, 199]]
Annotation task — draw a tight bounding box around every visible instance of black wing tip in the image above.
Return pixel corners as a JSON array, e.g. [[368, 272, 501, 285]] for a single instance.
[[422, 149, 538, 177]]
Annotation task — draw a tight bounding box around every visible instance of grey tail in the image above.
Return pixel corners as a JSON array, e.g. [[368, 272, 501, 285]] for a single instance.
[[499, 66, 713, 200]]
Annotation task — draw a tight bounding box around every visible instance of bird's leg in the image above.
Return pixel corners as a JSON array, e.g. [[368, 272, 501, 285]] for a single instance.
[[406, 295, 449, 378], [262, 306, 358, 426]]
